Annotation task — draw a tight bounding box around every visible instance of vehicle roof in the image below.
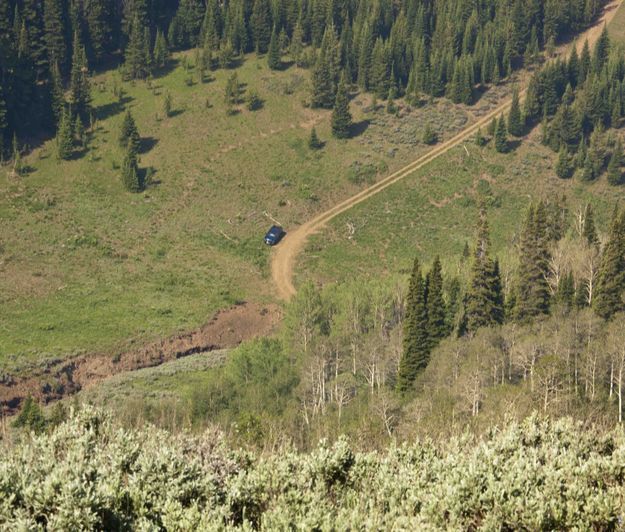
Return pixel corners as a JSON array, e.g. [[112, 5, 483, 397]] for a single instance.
[[267, 225, 283, 233]]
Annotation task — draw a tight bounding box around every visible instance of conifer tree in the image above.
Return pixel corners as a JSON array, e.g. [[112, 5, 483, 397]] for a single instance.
[[331, 72, 352, 139], [465, 207, 504, 332], [74, 115, 85, 147], [251, 0, 271, 54], [594, 210, 625, 319], [11, 134, 23, 177], [488, 117, 497, 137], [124, 14, 149, 79], [557, 271, 575, 310], [582, 203, 599, 247], [508, 87, 523, 137], [398, 258, 429, 392], [593, 25, 610, 73], [70, 31, 91, 120], [56, 109, 74, 160], [121, 139, 141, 192], [495, 114, 508, 153], [515, 203, 551, 320], [310, 26, 339, 109], [119, 111, 139, 149], [607, 139, 624, 185], [267, 27, 281, 70], [163, 92, 173, 117], [50, 61, 65, 128], [43, 0, 67, 71], [308, 127, 323, 150], [153, 30, 169, 68], [427, 256, 447, 345], [556, 146, 574, 179], [290, 23, 304, 66], [422, 125, 438, 145]]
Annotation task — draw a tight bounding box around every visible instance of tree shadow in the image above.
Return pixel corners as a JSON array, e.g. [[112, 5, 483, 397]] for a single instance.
[[152, 58, 181, 79], [168, 109, 185, 118], [507, 139, 522, 152], [96, 96, 133, 121], [140, 137, 158, 154], [349, 119, 370, 138], [141, 167, 160, 188]]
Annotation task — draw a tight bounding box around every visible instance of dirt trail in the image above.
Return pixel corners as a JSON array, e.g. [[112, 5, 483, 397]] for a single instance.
[[0, 302, 281, 415], [271, 1, 622, 301]]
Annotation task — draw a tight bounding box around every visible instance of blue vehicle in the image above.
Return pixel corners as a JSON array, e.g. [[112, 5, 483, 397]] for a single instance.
[[264, 225, 286, 246]]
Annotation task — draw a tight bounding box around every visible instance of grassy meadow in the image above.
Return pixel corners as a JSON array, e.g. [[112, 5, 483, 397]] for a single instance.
[[1, 50, 488, 372], [298, 132, 625, 286]]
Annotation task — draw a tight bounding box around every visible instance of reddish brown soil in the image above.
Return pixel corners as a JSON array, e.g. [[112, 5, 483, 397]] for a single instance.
[[0, 302, 281, 415]]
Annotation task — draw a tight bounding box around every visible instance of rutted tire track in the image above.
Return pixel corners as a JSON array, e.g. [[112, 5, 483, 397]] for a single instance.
[[271, 0, 622, 301]]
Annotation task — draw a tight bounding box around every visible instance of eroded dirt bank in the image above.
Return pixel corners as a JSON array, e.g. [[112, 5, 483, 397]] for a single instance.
[[0, 302, 281, 415]]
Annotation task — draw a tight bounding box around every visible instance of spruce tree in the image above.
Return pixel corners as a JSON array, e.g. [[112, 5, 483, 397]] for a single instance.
[[50, 61, 65, 128], [556, 146, 574, 179], [465, 207, 504, 332], [398, 258, 430, 392], [308, 127, 323, 150], [56, 109, 74, 160], [494, 114, 508, 153], [74, 115, 85, 147], [422, 125, 438, 145], [118, 111, 139, 149], [557, 271, 575, 310], [124, 14, 149, 79], [508, 87, 523, 137], [163, 92, 173, 117], [515, 203, 551, 320], [70, 31, 91, 120], [331, 72, 352, 139], [153, 29, 169, 68], [607, 139, 624, 185], [475, 127, 487, 147], [251, 0, 271, 54], [594, 210, 625, 319], [427, 256, 447, 345], [121, 140, 141, 192], [593, 25, 610, 73], [267, 27, 281, 70], [43, 0, 67, 71], [582, 203, 599, 247]]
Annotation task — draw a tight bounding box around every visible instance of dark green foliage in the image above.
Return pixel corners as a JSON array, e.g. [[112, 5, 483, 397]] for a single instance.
[[508, 87, 523, 137], [557, 271, 575, 310], [398, 259, 429, 392], [124, 14, 150, 80], [50, 61, 65, 128], [494, 115, 508, 153], [246, 90, 262, 111], [607, 139, 624, 186], [56, 109, 73, 160], [422, 125, 438, 145], [153, 30, 170, 68], [594, 209, 625, 319], [267, 27, 281, 70], [70, 32, 91, 120], [515, 203, 551, 321], [251, 0, 271, 54], [119, 111, 139, 148], [74, 115, 85, 147], [43, 0, 67, 70], [311, 27, 339, 109], [465, 208, 504, 332], [556, 146, 574, 179], [308, 127, 323, 150], [13, 396, 46, 434], [163, 92, 173, 117], [121, 140, 142, 193], [427, 257, 447, 346], [487, 117, 497, 137], [331, 72, 352, 139], [582, 204, 599, 247]]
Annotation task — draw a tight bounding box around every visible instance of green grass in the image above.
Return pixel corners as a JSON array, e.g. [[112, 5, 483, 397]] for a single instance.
[[609, 1, 625, 44], [299, 134, 625, 285], [1, 51, 487, 372]]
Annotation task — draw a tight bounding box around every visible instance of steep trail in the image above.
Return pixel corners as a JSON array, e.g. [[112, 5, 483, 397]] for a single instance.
[[271, 1, 623, 301]]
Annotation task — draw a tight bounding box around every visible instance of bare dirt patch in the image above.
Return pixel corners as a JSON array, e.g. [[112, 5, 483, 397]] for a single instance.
[[0, 301, 281, 415]]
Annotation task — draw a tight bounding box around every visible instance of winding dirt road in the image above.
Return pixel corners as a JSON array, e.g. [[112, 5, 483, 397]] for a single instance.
[[271, 0, 623, 301]]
